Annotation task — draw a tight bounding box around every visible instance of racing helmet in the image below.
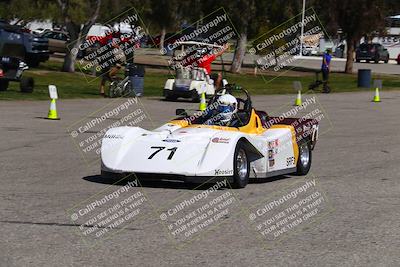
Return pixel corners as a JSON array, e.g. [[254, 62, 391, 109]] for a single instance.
[[217, 94, 238, 125]]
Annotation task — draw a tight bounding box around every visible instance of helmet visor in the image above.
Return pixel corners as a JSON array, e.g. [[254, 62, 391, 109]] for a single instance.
[[217, 104, 235, 113]]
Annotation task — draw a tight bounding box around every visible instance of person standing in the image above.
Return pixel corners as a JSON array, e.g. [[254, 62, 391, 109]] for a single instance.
[[321, 49, 332, 93]]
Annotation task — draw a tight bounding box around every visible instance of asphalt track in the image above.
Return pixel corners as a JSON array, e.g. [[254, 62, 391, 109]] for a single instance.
[[1, 91, 400, 266]]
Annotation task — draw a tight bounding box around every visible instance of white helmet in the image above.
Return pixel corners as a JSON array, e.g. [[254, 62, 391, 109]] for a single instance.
[[216, 94, 238, 125]]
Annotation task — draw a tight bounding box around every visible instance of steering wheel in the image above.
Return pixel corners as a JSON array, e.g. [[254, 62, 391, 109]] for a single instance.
[[236, 97, 246, 111]]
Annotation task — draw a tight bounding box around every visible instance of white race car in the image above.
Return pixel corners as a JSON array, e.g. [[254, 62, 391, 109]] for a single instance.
[[101, 86, 319, 188]]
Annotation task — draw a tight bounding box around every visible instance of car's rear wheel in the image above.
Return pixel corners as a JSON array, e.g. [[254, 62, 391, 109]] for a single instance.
[[295, 140, 312, 175], [384, 57, 389, 63], [232, 141, 250, 188]]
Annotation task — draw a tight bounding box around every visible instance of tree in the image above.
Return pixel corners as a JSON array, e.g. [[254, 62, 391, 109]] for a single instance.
[[0, 0, 54, 26], [57, 0, 102, 72], [149, 0, 180, 49], [327, 0, 386, 73], [222, 0, 256, 73]]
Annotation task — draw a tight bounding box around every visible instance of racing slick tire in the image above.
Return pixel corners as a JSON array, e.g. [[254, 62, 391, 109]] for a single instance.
[[295, 140, 312, 175], [232, 141, 250, 189]]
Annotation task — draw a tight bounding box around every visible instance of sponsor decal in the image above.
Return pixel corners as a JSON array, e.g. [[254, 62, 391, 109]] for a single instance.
[[268, 139, 279, 149], [269, 159, 275, 168], [214, 169, 234, 175], [286, 156, 295, 166], [212, 137, 230, 144], [267, 139, 279, 168], [268, 150, 274, 159], [162, 139, 181, 143], [104, 134, 123, 139]]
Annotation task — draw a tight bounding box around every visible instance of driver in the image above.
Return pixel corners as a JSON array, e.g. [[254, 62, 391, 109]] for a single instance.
[[205, 94, 238, 126]]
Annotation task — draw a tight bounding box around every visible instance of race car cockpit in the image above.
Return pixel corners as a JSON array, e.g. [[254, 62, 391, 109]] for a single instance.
[[176, 84, 253, 128]]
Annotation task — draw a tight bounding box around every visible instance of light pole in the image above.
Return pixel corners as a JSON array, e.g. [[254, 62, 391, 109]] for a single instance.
[[299, 0, 306, 57]]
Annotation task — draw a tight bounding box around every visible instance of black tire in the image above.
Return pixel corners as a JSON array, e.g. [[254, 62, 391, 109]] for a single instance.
[[356, 58, 360, 63], [191, 90, 200, 102], [20, 77, 34, 93], [384, 57, 389, 64], [374, 56, 379, 64], [232, 141, 250, 189], [295, 140, 312, 175], [0, 80, 9, 91]]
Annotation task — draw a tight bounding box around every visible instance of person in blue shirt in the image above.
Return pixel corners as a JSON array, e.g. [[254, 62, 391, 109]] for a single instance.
[[321, 49, 332, 93]]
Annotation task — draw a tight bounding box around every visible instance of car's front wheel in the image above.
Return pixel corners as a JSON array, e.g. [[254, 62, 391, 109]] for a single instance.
[[232, 141, 250, 188], [295, 140, 312, 175]]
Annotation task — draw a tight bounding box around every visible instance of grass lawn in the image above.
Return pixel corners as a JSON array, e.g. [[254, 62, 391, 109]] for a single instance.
[[1, 60, 399, 100]]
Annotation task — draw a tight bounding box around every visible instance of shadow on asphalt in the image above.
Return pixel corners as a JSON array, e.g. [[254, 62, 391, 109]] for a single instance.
[[159, 98, 198, 103], [83, 174, 292, 190]]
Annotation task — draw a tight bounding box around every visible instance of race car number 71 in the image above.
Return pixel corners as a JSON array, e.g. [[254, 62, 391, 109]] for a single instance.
[[148, 146, 177, 160]]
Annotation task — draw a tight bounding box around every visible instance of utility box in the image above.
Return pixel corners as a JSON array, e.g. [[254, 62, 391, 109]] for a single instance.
[[126, 64, 145, 96], [358, 69, 371, 88]]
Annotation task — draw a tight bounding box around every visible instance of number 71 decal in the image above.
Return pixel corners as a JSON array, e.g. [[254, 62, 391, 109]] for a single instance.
[[148, 146, 178, 160]]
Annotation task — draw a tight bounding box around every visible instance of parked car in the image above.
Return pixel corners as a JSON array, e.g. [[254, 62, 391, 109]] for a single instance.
[[0, 22, 49, 67], [41, 30, 69, 54], [355, 43, 389, 63], [32, 28, 51, 35], [397, 53, 400, 65]]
